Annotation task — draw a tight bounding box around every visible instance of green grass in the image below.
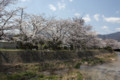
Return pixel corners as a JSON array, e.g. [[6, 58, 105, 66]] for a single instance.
[[77, 72, 83, 80], [0, 49, 113, 53], [0, 49, 25, 51], [0, 71, 83, 80], [0, 72, 62, 80], [0, 48, 94, 51]]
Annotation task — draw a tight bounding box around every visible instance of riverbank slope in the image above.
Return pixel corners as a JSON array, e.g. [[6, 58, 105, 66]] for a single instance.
[[0, 49, 116, 80]]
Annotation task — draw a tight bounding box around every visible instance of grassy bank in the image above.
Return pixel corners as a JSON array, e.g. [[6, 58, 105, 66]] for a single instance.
[[0, 71, 83, 80], [0, 61, 83, 80], [0, 50, 116, 80]]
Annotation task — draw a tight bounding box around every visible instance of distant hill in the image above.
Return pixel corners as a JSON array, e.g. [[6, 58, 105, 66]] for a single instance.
[[98, 32, 120, 41]]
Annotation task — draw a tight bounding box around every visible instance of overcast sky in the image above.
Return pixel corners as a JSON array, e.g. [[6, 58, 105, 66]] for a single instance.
[[10, 0, 120, 34]]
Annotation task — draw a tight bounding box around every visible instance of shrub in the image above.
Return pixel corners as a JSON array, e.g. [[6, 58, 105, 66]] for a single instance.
[[7, 73, 22, 80], [104, 46, 113, 52], [74, 63, 81, 69]]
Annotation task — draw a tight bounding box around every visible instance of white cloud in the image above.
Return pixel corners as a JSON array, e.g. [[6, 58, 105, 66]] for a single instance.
[[74, 13, 80, 17], [57, 2, 66, 10], [69, 0, 73, 2], [103, 15, 120, 23], [83, 14, 91, 22], [20, 0, 29, 2], [102, 26, 110, 33], [94, 14, 100, 21], [49, 4, 56, 11], [102, 26, 108, 29], [115, 28, 120, 31]]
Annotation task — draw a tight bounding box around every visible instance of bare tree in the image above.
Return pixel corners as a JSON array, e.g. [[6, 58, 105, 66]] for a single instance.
[[0, 0, 18, 40], [0, 0, 16, 11]]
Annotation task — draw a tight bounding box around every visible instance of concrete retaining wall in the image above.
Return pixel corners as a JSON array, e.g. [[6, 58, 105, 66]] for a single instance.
[[0, 50, 111, 64]]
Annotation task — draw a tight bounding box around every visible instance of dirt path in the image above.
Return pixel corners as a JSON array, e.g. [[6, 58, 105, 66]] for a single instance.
[[80, 53, 120, 80]]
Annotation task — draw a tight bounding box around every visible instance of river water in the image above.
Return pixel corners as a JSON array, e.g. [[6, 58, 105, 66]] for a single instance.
[[80, 53, 120, 80]]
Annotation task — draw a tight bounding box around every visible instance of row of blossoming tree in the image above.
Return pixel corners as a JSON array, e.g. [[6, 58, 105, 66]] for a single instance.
[[0, 0, 120, 50]]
